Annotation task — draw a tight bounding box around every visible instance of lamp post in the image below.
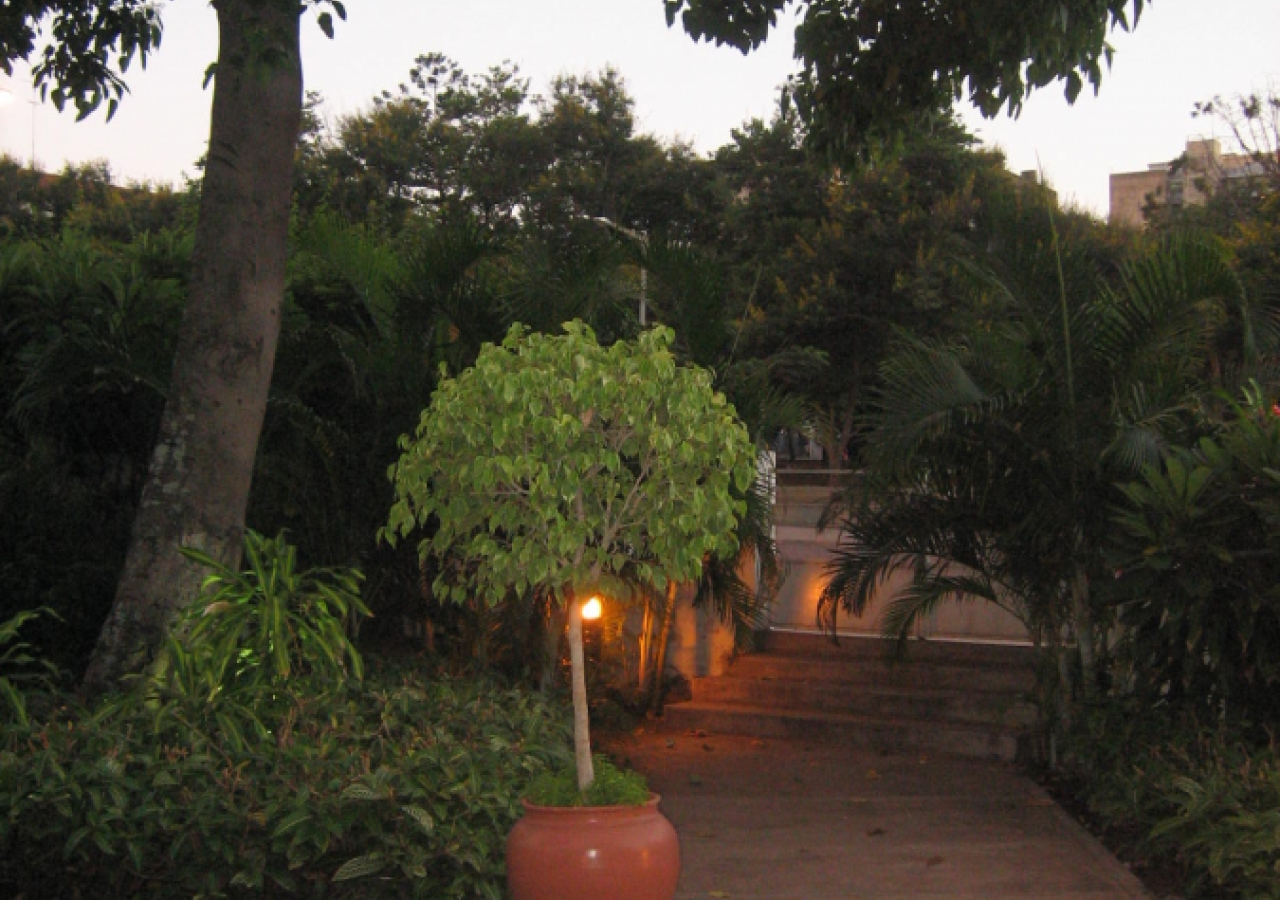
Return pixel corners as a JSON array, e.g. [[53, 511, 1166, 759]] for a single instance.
[[591, 216, 648, 327]]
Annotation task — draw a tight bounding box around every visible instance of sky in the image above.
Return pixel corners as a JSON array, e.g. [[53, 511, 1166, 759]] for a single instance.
[[0, 0, 1277, 218]]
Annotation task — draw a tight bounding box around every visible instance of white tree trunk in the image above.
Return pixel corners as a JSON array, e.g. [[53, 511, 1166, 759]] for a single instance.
[[567, 602, 595, 791]]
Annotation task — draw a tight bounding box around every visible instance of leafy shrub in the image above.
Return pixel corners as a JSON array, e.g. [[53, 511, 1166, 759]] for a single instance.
[[1109, 388, 1280, 725], [1067, 698, 1280, 899], [169, 529, 369, 698], [0, 663, 571, 899], [524, 755, 649, 807], [0, 608, 58, 724]]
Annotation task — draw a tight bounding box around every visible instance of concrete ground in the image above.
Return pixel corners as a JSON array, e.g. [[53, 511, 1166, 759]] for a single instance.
[[602, 730, 1152, 900]]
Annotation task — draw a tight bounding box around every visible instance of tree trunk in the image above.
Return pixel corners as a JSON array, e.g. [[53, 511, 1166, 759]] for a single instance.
[[540, 597, 567, 694], [648, 580, 678, 716], [1071, 566, 1096, 694], [567, 599, 595, 791], [822, 398, 856, 486], [82, 0, 303, 694], [637, 590, 653, 692]]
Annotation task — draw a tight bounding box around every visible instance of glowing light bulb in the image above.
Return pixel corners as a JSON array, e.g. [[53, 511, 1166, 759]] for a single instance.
[[581, 597, 603, 621]]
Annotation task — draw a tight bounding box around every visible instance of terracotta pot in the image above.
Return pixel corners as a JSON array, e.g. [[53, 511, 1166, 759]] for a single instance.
[[506, 793, 680, 900]]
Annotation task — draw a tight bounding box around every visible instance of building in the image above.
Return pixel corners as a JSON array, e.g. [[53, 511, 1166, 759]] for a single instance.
[[1109, 138, 1266, 227]]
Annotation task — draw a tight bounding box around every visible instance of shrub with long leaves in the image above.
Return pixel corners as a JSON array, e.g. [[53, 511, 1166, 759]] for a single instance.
[[0, 608, 59, 725], [166, 530, 369, 701], [1110, 384, 1280, 725]]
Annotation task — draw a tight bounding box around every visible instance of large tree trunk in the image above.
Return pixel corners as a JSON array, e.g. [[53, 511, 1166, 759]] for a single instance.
[[82, 0, 302, 694]]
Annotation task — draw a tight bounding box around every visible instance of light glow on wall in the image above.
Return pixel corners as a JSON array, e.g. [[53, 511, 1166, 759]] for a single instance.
[[581, 597, 603, 621]]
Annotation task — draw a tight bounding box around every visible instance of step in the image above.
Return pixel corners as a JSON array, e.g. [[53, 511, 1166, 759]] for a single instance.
[[774, 502, 830, 528], [662, 702, 1023, 761], [765, 630, 1037, 668], [775, 484, 843, 504], [691, 676, 1037, 729], [728, 654, 1035, 694]]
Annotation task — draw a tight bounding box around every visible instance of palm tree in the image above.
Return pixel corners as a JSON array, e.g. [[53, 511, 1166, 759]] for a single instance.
[[820, 209, 1257, 713]]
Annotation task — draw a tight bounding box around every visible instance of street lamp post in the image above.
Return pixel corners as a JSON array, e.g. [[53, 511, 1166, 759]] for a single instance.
[[591, 216, 648, 327]]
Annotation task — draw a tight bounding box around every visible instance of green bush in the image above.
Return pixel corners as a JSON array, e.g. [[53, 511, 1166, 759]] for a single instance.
[[1109, 388, 1280, 725], [0, 663, 571, 899], [524, 755, 649, 808], [171, 529, 369, 698], [0, 608, 59, 725], [1068, 698, 1280, 899]]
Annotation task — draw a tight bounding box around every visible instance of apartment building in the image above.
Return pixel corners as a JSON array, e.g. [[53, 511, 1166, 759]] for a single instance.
[[1109, 138, 1266, 227]]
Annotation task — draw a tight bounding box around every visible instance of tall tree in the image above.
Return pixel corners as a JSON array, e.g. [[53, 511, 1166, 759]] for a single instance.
[[385, 323, 755, 788], [666, 0, 1150, 151], [3, 0, 346, 692]]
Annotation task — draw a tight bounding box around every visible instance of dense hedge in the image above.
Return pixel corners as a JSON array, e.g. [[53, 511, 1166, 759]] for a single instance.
[[0, 663, 571, 899], [1068, 698, 1280, 899]]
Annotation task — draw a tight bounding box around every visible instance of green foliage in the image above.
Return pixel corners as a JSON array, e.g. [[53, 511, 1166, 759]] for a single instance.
[[732, 117, 1016, 461], [1110, 386, 1280, 724], [1, 1, 163, 120], [384, 321, 756, 606], [0, 230, 188, 676], [0, 663, 571, 899], [524, 754, 649, 807], [0, 608, 58, 724], [818, 221, 1257, 752], [168, 530, 369, 698], [667, 0, 1147, 153], [1067, 698, 1280, 899]]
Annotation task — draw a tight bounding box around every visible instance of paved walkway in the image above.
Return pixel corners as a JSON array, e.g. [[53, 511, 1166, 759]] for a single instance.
[[603, 731, 1151, 900]]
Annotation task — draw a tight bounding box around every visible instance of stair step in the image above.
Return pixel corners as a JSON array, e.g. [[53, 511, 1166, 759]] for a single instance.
[[774, 503, 829, 527], [662, 702, 1023, 761], [765, 630, 1037, 668], [729, 654, 1034, 693], [691, 676, 1037, 728]]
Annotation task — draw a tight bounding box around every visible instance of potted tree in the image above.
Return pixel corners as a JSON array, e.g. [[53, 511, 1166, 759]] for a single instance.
[[383, 321, 756, 900]]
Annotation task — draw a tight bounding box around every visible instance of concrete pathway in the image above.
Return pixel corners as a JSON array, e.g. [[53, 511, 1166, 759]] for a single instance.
[[604, 731, 1151, 900]]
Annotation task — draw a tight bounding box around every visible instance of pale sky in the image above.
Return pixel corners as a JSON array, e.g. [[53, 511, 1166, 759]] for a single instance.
[[0, 0, 1277, 218]]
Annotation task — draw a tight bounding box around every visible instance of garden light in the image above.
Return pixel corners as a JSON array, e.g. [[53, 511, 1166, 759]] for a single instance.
[[581, 597, 603, 621]]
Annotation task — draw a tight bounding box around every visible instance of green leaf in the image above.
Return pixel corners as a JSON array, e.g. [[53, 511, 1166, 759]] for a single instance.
[[333, 854, 386, 881], [271, 811, 312, 838], [402, 805, 435, 833], [341, 784, 387, 802]]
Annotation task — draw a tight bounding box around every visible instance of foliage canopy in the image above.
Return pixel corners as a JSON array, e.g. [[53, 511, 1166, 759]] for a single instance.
[[666, 0, 1148, 150], [384, 321, 757, 606]]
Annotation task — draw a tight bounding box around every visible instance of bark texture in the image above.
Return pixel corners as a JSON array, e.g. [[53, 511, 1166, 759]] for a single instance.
[[1071, 566, 1095, 692], [82, 0, 303, 694], [539, 598, 567, 694], [567, 601, 595, 791], [648, 579, 678, 716]]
